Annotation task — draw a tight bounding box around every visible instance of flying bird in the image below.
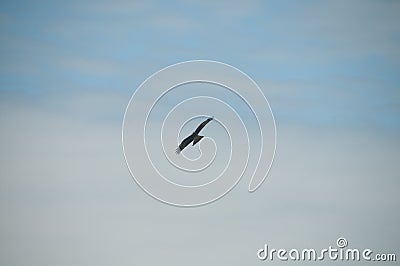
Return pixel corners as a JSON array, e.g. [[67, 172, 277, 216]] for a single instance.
[[176, 117, 213, 154]]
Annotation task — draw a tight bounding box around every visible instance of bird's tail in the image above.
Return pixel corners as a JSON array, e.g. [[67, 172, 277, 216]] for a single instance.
[[193, 135, 204, 146]]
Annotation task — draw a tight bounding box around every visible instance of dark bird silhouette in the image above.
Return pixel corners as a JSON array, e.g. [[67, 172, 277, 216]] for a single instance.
[[176, 117, 213, 154]]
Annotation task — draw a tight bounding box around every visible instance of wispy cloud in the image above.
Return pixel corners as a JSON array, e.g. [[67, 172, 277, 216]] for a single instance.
[[0, 0, 399, 265], [1, 90, 399, 265]]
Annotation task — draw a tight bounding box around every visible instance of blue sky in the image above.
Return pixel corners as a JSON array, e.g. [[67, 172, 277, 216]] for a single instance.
[[1, 0, 399, 131], [0, 1, 399, 265]]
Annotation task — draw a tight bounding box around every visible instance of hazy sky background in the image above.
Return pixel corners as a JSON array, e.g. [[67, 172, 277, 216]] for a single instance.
[[1, 1, 399, 265]]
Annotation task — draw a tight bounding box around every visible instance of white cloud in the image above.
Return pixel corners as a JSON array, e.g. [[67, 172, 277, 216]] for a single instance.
[[0, 1, 399, 264], [0, 90, 399, 265]]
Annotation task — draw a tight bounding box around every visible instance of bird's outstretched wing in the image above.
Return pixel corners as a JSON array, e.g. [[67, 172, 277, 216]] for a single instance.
[[176, 134, 194, 154], [194, 117, 213, 135]]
